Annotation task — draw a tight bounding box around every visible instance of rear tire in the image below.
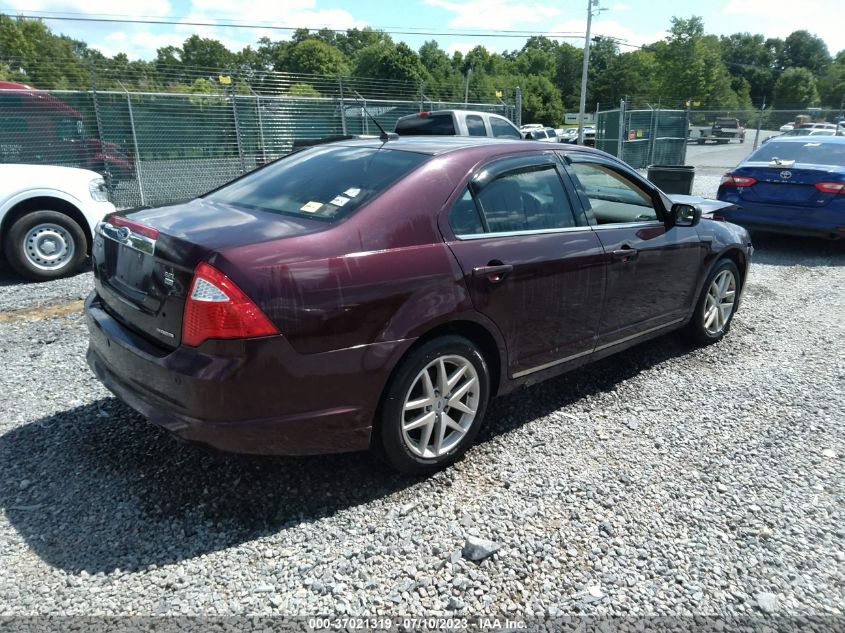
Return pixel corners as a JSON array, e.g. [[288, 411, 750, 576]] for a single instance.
[[3, 210, 87, 281], [376, 336, 490, 474], [687, 258, 741, 345]]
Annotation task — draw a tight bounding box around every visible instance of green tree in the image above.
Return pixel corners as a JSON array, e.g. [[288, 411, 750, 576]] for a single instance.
[[720, 32, 775, 103], [656, 17, 745, 107], [281, 39, 349, 76], [586, 36, 620, 108], [817, 59, 845, 107], [353, 41, 425, 84], [782, 30, 831, 76], [772, 67, 820, 108], [181, 35, 235, 76], [519, 74, 564, 124], [0, 16, 89, 88], [555, 42, 583, 109]]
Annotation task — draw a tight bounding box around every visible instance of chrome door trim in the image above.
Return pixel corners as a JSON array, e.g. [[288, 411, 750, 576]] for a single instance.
[[512, 317, 684, 379], [455, 225, 594, 240]]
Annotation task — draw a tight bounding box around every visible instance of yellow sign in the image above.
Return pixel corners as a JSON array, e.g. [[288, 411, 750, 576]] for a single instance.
[[495, 90, 503, 98], [218, 75, 232, 85], [636, 129, 643, 138], [692, 101, 701, 107]]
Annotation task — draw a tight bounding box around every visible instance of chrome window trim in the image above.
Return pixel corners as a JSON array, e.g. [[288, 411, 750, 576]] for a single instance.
[[512, 317, 684, 378], [454, 225, 594, 240], [591, 221, 664, 230]]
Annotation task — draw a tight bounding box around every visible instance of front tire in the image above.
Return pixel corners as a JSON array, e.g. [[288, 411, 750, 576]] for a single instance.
[[376, 336, 490, 474], [687, 258, 741, 345], [3, 210, 87, 281]]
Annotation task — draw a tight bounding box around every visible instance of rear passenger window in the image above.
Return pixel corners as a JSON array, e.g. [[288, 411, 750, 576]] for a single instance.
[[448, 189, 485, 236], [476, 166, 576, 233], [490, 117, 521, 139], [466, 115, 487, 137]]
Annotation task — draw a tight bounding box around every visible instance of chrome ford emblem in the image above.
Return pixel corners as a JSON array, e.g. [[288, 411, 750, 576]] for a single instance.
[[780, 170, 792, 179], [116, 226, 131, 241]]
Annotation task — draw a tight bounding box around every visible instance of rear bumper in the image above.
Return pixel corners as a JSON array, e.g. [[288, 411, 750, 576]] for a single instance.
[[719, 199, 845, 239], [85, 292, 413, 455]]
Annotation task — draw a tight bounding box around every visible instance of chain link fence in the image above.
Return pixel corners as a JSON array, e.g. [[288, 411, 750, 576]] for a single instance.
[[595, 101, 689, 169], [0, 68, 517, 209]]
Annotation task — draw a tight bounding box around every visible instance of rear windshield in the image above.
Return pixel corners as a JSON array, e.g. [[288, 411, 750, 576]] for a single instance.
[[395, 113, 455, 136], [715, 118, 738, 125], [748, 141, 845, 166], [206, 146, 430, 221]]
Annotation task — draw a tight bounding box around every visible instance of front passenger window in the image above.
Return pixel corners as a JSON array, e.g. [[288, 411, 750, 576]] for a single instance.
[[569, 162, 659, 224], [490, 117, 521, 139]]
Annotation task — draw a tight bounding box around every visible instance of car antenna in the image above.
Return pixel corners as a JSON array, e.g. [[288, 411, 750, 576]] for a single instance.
[[352, 90, 397, 142]]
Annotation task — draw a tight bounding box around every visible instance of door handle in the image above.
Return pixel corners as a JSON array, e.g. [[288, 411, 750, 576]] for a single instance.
[[472, 263, 513, 283], [611, 247, 639, 262]]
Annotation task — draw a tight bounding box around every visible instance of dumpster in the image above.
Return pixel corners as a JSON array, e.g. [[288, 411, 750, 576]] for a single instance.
[[647, 164, 695, 195]]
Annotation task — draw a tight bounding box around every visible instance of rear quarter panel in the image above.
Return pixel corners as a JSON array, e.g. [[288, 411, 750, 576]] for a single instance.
[[215, 154, 489, 355]]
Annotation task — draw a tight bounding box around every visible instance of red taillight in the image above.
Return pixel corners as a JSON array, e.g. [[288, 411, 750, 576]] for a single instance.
[[182, 262, 279, 347], [720, 174, 757, 187], [111, 215, 159, 240], [815, 181, 845, 194], [418, 111, 431, 117]]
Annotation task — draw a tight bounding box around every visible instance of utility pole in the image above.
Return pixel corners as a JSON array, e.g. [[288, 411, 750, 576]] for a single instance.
[[753, 97, 766, 151], [464, 63, 474, 106], [577, 0, 601, 144]]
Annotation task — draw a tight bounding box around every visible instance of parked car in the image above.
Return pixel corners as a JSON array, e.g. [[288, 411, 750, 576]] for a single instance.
[[580, 125, 596, 146], [797, 123, 838, 131], [763, 127, 840, 144], [86, 137, 752, 473], [711, 117, 746, 144], [1, 164, 114, 281], [0, 81, 135, 183], [557, 128, 579, 143], [395, 110, 521, 139], [779, 123, 795, 133], [717, 136, 845, 239], [522, 127, 558, 142]]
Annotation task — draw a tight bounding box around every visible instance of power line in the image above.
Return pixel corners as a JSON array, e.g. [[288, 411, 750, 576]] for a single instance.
[[4, 12, 591, 40]]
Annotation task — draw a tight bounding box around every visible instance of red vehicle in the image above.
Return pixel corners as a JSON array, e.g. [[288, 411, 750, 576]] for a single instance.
[[0, 81, 134, 182], [85, 137, 752, 473]]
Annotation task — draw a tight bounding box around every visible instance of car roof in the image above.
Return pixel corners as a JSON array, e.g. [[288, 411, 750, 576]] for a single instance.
[[321, 135, 608, 157], [762, 136, 845, 145], [397, 109, 510, 119]]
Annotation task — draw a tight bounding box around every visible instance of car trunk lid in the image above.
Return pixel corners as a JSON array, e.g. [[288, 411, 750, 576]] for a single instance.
[[731, 162, 843, 208], [92, 199, 326, 349]]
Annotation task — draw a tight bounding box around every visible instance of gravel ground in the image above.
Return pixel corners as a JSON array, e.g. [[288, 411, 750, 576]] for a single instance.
[[1, 233, 844, 620]]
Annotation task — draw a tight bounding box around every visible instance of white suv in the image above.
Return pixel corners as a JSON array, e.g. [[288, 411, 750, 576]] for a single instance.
[[1, 164, 115, 281]]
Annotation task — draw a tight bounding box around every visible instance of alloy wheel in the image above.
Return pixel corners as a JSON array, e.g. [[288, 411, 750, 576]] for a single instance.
[[703, 269, 736, 335], [400, 355, 480, 459]]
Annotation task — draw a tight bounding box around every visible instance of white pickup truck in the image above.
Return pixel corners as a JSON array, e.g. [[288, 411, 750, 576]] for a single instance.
[[395, 110, 522, 139], [0, 164, 115, 281]]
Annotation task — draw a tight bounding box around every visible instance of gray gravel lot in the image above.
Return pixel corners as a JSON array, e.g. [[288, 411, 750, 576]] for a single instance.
[[1, 135, 843, 619], [1, 233, 843, 618]]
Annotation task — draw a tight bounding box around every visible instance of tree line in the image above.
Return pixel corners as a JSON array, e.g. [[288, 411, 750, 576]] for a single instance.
[[1, 14, 844, 125]]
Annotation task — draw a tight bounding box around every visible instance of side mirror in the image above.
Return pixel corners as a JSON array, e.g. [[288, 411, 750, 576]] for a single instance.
[[670, 202, 701, 227]]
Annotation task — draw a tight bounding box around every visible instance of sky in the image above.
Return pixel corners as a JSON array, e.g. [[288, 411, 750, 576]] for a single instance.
[[1, 0, 844, 61]]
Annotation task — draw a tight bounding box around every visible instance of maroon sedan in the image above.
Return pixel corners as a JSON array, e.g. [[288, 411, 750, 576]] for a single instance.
[[86, 137, 752, 473]]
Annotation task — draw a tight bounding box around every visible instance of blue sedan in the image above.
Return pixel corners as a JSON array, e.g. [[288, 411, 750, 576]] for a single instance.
[[717, 136, 845, 238]]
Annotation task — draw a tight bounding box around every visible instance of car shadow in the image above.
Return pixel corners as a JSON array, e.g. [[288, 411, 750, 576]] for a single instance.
[[0, 259, 93, 287], [0, 331, 695, 574], [750, 231, 845, 267]]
